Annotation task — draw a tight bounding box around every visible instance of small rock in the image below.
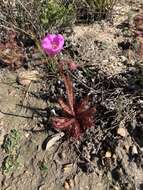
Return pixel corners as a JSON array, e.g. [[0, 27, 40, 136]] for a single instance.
[[109, 56, 117, 62], [113, 186, 120, 190], [128, 67, 136, 73], [132, 145, 138, 155], [25, 133, 30, 138], [61, 151, 66, 159], [105, 151, 112, 158], [102, 59, 108, 64], [57, 80, 62, 85], [69, 179, 74, 189], [117, 127, 126, 137], [120, 55, 127, 63], [64, 181, 70, 190], [112, 154, 116, 159], [50, 109, 57, 116], [64, 179, 75, 190], [63, 163, 73, 174], [138, 100, 143, 104]]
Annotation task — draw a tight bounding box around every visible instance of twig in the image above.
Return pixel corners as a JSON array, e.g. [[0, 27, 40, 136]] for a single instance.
[[68, 70, 101, 93], [0, 22, 33, 39], [16, 0, 37, 33], [21, 81, 32, 107]]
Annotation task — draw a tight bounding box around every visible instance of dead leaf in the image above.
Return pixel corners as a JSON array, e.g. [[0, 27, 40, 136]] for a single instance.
[[17, 70, 40, 86], [0, 32, 24, 69], [45, 132, 65, 151]]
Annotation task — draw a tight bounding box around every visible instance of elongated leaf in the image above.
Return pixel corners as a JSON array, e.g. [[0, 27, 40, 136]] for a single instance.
[[58, 98, 74, 116], [45, 132, 65, 150], [63, 74, 75, 115]]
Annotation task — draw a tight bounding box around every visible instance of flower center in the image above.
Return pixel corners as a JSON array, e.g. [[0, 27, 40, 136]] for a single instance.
[[51, 41, 58, 49]]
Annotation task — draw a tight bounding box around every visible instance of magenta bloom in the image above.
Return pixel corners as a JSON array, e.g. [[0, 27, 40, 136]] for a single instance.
[[41, 34, 64, 56]]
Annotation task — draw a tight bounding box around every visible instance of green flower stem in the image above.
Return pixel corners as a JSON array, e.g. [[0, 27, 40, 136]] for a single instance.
[[47, 57, 58, 73], [35, 39, 58, 73]]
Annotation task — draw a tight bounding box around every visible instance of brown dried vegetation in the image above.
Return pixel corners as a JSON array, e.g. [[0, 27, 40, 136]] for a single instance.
[[134, 13, 143, 58], [0, 31, 25, 69]]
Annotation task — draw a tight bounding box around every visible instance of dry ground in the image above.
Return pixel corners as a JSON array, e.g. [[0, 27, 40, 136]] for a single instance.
[[0, 0, 143, 190]]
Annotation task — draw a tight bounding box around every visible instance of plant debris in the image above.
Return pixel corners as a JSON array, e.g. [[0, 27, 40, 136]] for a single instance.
[[45, 132, 65, 150], [0, 31, 25, 69], [17, 70, 40, 86]]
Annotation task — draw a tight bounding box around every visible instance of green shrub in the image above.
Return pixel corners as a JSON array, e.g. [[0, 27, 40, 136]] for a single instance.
[[2, 155, 19, 174], [0, 0, 118, 36], [3, 129, 21, 154], [2, 129, 21, 174], [40, 0, 75, 32], [0, 0, 75, 37], [75, 0, 118, 22]]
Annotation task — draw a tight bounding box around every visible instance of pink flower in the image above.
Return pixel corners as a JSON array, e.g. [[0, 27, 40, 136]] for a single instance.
[[41, 34, 64, 56]]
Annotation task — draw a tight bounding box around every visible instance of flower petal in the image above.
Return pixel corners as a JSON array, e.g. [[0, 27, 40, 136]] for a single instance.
[[41, 34, 64, 56], [46, 34, 56, 42]]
